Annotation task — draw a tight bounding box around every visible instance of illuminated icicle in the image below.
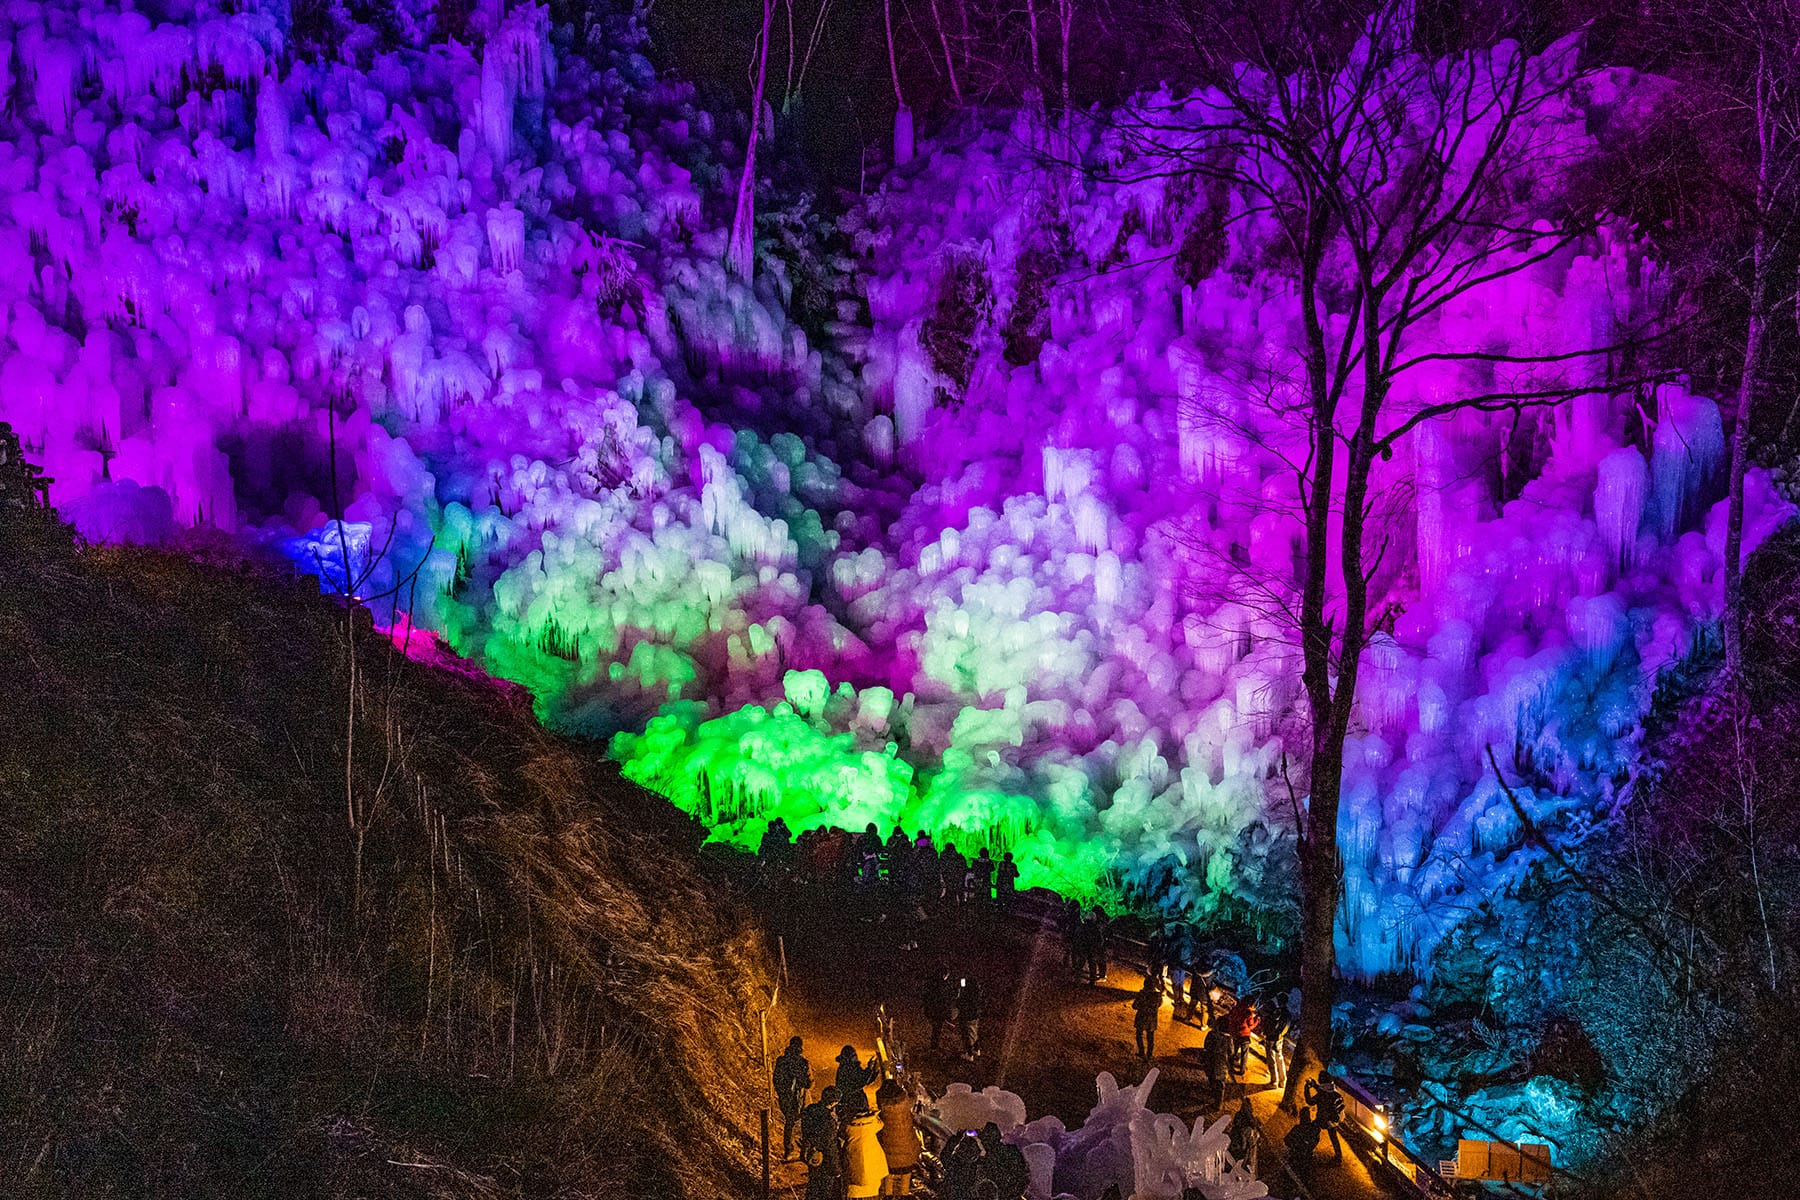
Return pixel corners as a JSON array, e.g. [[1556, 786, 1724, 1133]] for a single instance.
[[486, 203, 526, 274], [1651, 386, 1725, 539], [1595, 446, 1648, 569]]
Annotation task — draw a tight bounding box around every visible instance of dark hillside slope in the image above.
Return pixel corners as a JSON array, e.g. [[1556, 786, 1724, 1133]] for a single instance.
[[0, 513, 774, 1199]]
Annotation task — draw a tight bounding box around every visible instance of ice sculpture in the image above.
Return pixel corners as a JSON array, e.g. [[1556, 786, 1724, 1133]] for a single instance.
[[983, 1071, 1268, 1200]]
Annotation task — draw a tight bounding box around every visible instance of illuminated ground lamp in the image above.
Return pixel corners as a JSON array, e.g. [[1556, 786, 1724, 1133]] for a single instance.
[[1369, 1106, 1391, 1163]]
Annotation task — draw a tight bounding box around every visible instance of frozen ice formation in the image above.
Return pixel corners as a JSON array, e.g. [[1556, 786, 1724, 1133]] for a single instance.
[[0, 1, 1787, 978], [964, 1071, 1268, 1200]]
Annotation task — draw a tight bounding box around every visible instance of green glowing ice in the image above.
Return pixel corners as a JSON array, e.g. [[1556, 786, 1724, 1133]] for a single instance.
[[607, 671, 1122, 905], [613, 688, 917, 846]]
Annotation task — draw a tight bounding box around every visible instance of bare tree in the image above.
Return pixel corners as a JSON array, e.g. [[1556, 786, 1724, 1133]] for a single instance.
[[927, 0, 965, 105], [729, 0, 777, 280], [885, 0, 915, 164], [1654, 0, 1800, 678], [317, 405, 436, 926], [1095, 0, 1669, 1105], [1055, 0, 1074, 138], [779, 0, 834, 115]]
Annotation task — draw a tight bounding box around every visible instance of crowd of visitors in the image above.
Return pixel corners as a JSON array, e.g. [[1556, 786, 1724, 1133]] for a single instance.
[[751, 816, 1299, 1084], [781, 1034, 1035, 1199], [751, 819, 1356, 1198], [756, 819, 1024, 927], [785, 1034, 924, 1199]]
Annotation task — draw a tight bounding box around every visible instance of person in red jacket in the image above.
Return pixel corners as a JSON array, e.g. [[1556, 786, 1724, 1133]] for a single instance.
[[1225, 994, 1261, 1078]]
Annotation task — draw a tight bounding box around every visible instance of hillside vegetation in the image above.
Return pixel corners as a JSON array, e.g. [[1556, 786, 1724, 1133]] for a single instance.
[[0, 509, 776, 1198]]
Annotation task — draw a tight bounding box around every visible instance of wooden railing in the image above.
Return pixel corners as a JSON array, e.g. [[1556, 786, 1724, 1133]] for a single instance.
[[1331, 1072, 1451, 1197]]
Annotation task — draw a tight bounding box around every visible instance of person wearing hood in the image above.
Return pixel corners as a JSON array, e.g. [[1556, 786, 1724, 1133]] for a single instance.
[[836, 1043, 877, 1103], [874, 1078, 921, 1196]]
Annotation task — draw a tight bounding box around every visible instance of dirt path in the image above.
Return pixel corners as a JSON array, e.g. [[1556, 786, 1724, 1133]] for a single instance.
[[757, 879, 1389, 1200]]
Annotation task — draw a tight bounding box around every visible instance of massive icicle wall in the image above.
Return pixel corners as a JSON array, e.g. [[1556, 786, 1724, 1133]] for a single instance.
[[819, 57, 1794, 974], [0, 1, 1786, 976], [0, 0, 870, 728]]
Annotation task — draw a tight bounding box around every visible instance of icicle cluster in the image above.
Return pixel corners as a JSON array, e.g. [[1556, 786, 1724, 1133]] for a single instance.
[[1, 1, 1788, 978]]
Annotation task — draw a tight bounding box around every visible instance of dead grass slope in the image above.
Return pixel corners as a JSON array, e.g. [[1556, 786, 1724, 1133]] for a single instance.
[[0, 515, 776, 1199]]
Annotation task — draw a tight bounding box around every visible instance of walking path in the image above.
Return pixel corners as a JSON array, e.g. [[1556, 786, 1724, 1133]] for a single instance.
[[760, 881, 1391, 1200]]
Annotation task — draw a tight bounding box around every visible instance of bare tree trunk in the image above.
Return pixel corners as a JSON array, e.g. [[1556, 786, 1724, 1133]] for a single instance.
[[1022, 0, 1045, 148], [1724, 275, 1766, 677], [729, 0, 776, 280], [885, 0, 913, 164], [782, 0, 796, 113], [790, 0, 833, 111], [1290, 736, 1344, 1106], [1057, 0, 1073, 135], [1284, 204, 1343, 1108], [345, 619, 360, 923], [1783, 277, 1800, 446], [1025, 0, 1042, 82], [1724, 54, 1773, 679], [927, 0, 963, 105], [1731, 712, 1781, 990]]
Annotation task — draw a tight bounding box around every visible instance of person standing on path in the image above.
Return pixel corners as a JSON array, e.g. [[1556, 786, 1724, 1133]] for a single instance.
[[907, 833, 936, 908], [1285, 1106, 1322, 1179], [1202, 1024, 1233, 1112], [836, 1044, 877, 1107], [1146, 925, 1170, 981], [924, 964, 958, 1051], [858, 824, 883, 888], [1305, 1073, 1346, 1161], [1075, 913, 1101, 984], [1089, 907, 1111, 981], [1226, 993, 1260, 1078], [994, 851, 1020, 911], [1261, 992, 1291, 1089], [874, 1078, 921, 1196], [800, 1086, 844, 1200], [955, 974, 985, 1060], [976, 1121, 1029, 1200], [939, 843, 967, 910], [1132, 972, 1164, 1059], [940, 1131, 983, 1200], [773, 1036, 812, 1159], [883, 828, 911, 889], [1165, 924, 1190, 1018], [1060, 898, 1082, 968], [969, 848, 995, 908], [1227, 1100, 1263, 1174]]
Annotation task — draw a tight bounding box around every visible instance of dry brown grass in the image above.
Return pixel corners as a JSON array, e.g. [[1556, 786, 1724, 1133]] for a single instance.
[[0, 514, 777, 1198]]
